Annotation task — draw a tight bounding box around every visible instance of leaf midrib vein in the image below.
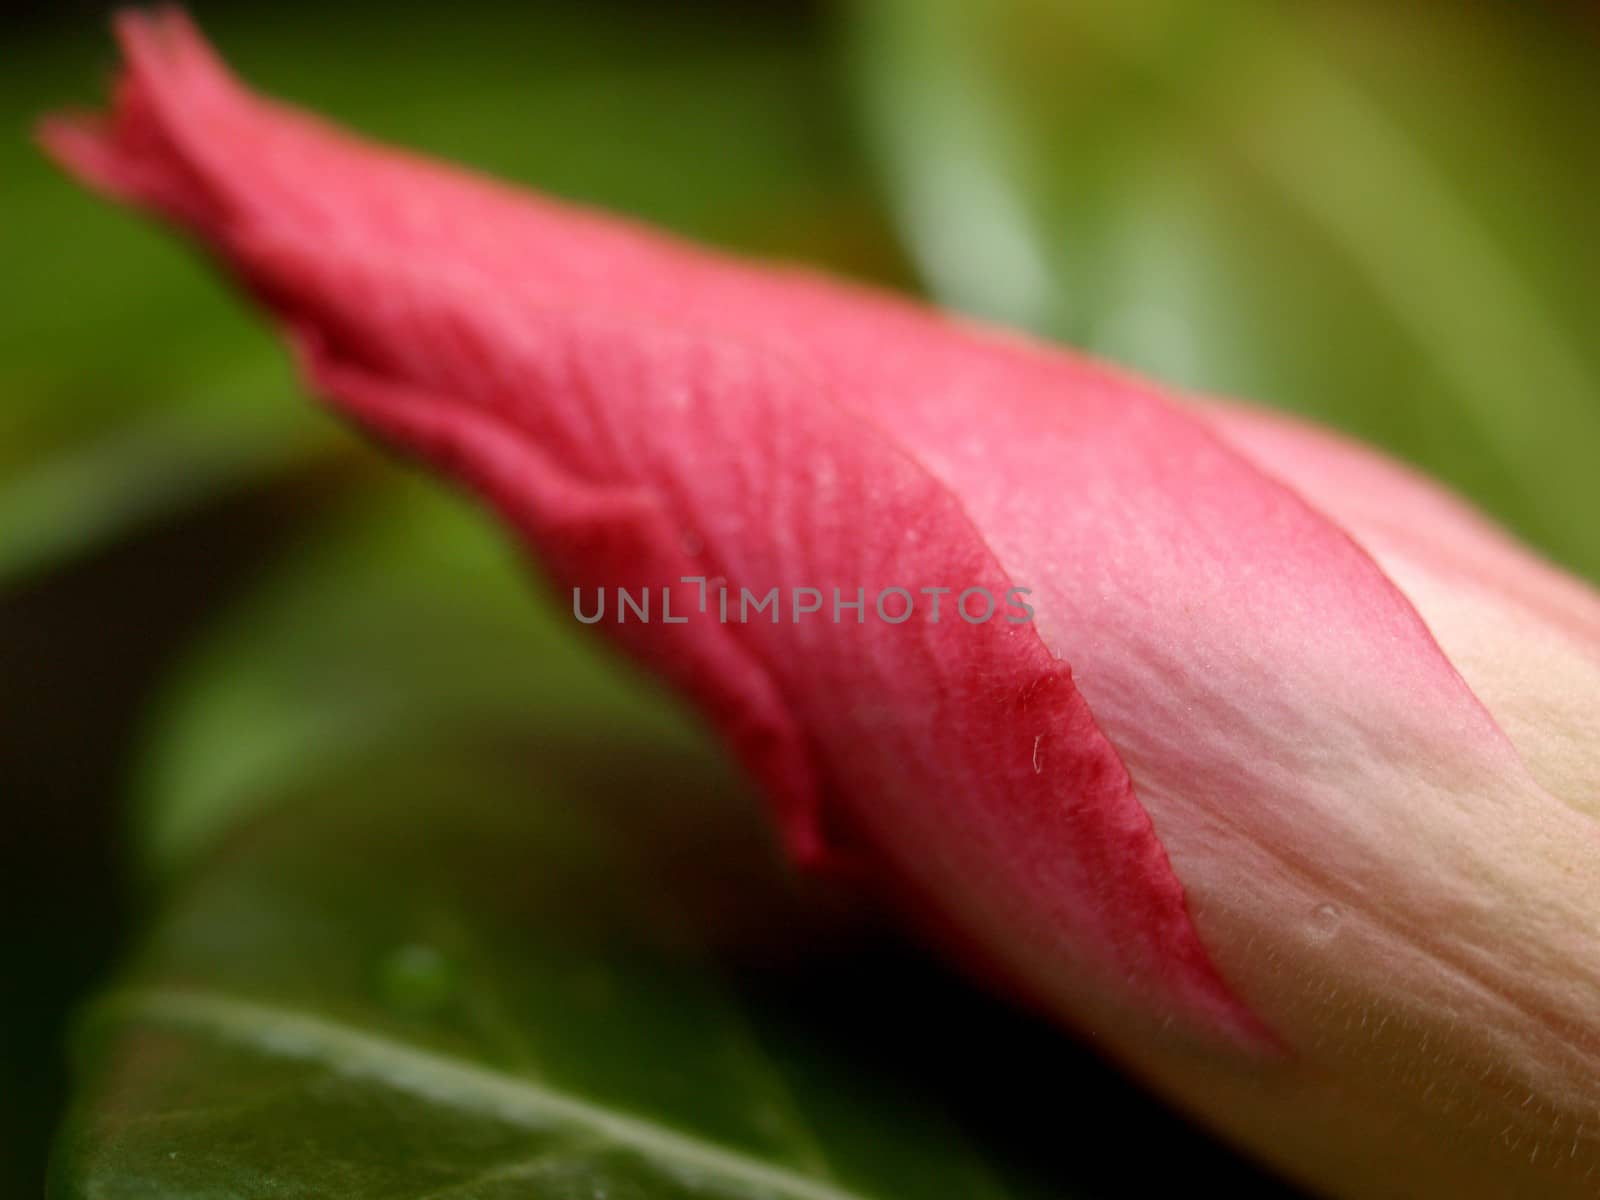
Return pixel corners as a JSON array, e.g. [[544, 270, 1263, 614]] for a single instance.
[[100, 987, 878, 1200]]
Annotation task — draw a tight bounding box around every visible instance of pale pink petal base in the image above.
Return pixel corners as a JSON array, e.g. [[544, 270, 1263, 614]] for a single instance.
[[1202, 399, 1600, 819]]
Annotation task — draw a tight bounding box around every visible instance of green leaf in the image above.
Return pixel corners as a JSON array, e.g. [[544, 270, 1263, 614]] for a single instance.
[[0, 32, 336, 584], [59, 738, 1033, 1200], [845, 0, 1600, 580], [61, 734, 1292, 1199]]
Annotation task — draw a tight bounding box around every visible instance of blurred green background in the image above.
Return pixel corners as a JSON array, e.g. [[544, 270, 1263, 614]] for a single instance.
[[2, 1, 1596, 1196]]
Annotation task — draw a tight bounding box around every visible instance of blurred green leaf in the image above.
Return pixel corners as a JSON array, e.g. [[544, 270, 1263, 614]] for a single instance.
[[845, 0, 1600, 580], [0, 174, 337, 583], [2, 0, 899, 585], [0, 35, 335, 583], [0, 475, 336, 1200], [132, 470, 705, 874]]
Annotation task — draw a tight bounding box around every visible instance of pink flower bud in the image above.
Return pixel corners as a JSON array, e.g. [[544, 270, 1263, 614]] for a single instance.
[[42, 11, 1600, 1195]]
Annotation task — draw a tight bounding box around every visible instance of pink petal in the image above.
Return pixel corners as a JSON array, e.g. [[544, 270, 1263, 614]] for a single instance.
[[1201, 400, 1600, 819], [41, 7, 1261, 1044]]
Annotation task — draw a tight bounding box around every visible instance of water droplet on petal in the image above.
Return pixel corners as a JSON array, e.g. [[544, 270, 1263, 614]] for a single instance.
[[1309, 903, 1342, 939]]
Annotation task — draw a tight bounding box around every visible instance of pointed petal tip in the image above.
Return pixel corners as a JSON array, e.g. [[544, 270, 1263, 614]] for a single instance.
[[36, 111, 133, 205]]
